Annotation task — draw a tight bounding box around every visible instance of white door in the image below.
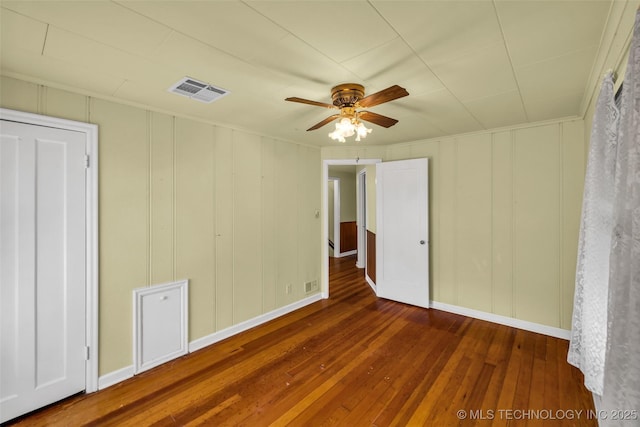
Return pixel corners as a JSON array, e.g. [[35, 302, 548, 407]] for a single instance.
[[0, 120, 86, 422], [376, 158, 429, 308]]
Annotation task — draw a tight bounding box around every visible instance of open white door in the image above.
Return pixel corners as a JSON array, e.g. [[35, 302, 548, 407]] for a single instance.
[[376, 158, 429, 308], [1, 120, 87, 422]]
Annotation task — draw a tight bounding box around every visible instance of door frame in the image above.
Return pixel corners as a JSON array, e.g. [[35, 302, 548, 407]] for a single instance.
[[0, 108, 99, 393], [322, 158, 380, 298], [328, 176, 341, 257], [356, 168, 366, 269]]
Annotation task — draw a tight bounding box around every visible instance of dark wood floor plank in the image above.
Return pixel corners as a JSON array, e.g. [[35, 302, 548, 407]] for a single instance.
[[6, 256, 595, 427]]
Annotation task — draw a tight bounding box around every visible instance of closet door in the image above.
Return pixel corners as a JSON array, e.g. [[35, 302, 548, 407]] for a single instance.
[[0, 120, 86, 423]]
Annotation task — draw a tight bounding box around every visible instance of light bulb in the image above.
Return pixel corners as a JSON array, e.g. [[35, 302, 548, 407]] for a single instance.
[[328, 116, 372, 142], [356, 122, 371, 139]]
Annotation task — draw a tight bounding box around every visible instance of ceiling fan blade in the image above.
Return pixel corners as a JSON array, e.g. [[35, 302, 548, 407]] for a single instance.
[[285, 97, 337, 109], [307, 114, 341, 131], [358, 111, 399, 128], [357, 85, 409, 108]]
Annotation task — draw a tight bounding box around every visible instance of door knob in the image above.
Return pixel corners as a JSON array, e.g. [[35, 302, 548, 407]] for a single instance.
[[420, 240, 426, 245]]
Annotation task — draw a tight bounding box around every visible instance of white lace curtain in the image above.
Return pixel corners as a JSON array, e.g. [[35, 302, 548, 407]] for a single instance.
[[567, 71, 618, 396], [569, 9, 640, 423]]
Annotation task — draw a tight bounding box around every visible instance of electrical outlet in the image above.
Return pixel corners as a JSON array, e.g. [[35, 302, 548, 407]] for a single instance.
[[286, 284, 292, 294]]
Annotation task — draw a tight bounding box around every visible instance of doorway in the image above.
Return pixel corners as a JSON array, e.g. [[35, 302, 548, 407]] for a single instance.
[[328, 167, 358, 258], [322, 159, 380, 298], [0, 109, 98, 422]]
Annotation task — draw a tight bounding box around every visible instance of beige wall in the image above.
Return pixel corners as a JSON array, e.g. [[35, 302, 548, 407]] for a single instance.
[[322, 118, 585, 330], [1, 76, 321, 376], [0, 71, 593, 373], [328, 168, 357, 222]]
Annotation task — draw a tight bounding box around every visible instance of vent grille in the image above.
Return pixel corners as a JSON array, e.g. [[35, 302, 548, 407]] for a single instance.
[[305, 280, 318, 293], [168, 77, 229, 104]]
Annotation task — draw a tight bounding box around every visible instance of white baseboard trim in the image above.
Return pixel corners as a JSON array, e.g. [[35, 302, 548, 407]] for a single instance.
[[335, 250, 357, 258], [189, 293, 323, 353], [355, 261, 364, 269], [98, 365, 134, 390], [365, 275, 376, 293], [429, 301, 571, 340], [97, 293, 323, 390]]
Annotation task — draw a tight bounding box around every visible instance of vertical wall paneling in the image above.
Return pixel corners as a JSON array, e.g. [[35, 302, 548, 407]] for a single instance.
[[361, 146, 387, 160], [513, 124, 561, 326], [366, 230, 376, 284], [175, 118, 215, 341], [149, 112, 175, 285], [410, 142, 440, 300], [43, 86, 88, 123], [90, 98, 148, 375], [1, 76, 323, 379], [340, 222, 357, 252], [296, 146, 310, 298], [387, 144, 412, 161], [455, 134, 493, 312], [2, 74, 585, 377], [437, 141, 457, 304], [298, 146, 320, 292], [233, 132, 263, 323], [0, 77, 39, 113], [322, 145, 386, 161], [491, 131, 514, 317], [215, 127, 234, 331], [560, 121, 585, 329], [323, 117, 585, 330], [274, 141, 298, 306], [262, 138, 277, 312]]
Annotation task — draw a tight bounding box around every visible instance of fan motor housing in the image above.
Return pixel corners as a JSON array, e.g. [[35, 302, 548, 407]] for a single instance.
[[331, 83, 364, 108]]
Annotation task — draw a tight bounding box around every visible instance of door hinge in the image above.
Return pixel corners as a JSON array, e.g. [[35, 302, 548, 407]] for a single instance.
[[85, 155, 90, 169], [84, 346, 90, 361]]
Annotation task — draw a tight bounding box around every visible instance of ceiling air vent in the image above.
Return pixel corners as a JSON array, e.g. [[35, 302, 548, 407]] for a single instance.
[[168, 77, 230, 104]]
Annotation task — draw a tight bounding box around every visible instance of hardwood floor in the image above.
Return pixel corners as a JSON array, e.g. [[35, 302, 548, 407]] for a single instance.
[[7, 255, 595, 426]]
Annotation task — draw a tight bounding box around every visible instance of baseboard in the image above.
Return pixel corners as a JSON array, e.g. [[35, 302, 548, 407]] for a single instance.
[[189, 293, 323, 353], [429, 301, 571, 340], [335, 250, 357, 258], [365, 274, 376, 293], [97, 293, 323, 390], [98, 365, 134, 390]]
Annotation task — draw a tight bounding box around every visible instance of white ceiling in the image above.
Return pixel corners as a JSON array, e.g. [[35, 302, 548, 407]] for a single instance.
[[0, 0, 631, 146]]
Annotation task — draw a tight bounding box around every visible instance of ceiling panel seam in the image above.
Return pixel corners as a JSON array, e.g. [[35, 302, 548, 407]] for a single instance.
[[240, 1, 354, 76], [491, 0, 529, 123], [113, 0, 256, 71], [367, 0, 485, 131], [40, 23, 49, 56]]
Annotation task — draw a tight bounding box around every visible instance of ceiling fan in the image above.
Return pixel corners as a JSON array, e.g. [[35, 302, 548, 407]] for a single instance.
[[285, 83, 409, 142]]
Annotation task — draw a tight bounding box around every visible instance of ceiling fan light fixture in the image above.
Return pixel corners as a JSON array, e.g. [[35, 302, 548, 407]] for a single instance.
[[286, 83, 407, 141], [328, 116, 371, 143]]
